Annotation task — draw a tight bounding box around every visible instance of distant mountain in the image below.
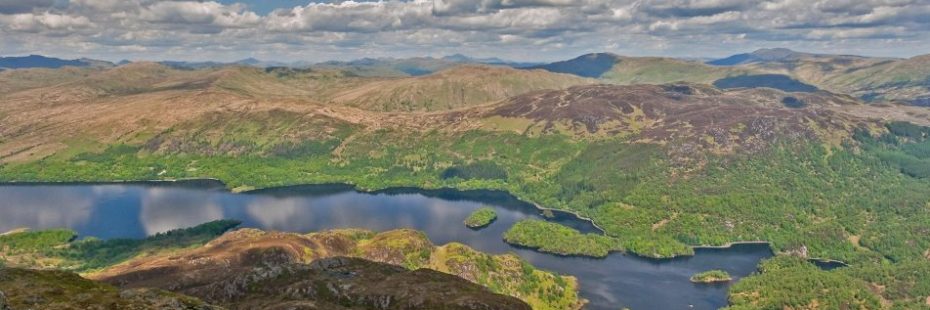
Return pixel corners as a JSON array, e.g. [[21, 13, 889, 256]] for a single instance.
[[159, 57, 287, 69], [705, 48, 876, 66], [528, 53, 753, 85], [707, 49, 928, 103], [0, 55, 111, 69], [311, 55, 537, 77], [528, 49, 928, 104], [526, 53, 620, 78], [713, 74, 819, 92], [707, 48, 810, 66], [321, 65, 593, 111], [441, 54, 540, 67]]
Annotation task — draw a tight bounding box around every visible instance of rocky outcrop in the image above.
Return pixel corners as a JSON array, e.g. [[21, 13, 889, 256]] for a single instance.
[[91, 228, 577, 309], [182, 257, 530, 310], [0, 267, 220, 310], [0, 289, 9, 310]]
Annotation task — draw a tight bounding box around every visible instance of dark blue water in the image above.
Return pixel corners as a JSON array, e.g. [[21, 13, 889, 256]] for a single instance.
[[0, 181, 772, 309]]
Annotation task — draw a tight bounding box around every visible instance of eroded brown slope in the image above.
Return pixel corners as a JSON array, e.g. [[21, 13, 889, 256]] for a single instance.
[[480, 84, 929, 152], [0, 63, 592, 162], [91, 228, 579, 310], [322, 65, 594, 112], [0, 267, 220, 310]]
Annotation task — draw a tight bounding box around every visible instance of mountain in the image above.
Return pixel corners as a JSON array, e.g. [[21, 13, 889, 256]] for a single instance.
[[441, 53, 540, 67], [0, 267, 219, 310], [2, 63, 930, 309], [527, 53, 620, 78], [706, 48, 826, 66], [530, 50, 930, 104], [528, 53, 755, 85], [0, 223, 580, 309], [320, 65, 594, 111], [159, 57, 288, 69], [312, 54, 539, 77], [0, 66, 100, 94], [705, 48, 930, 103], [0, 55, 112, 69], [712, 74, 819, 92]]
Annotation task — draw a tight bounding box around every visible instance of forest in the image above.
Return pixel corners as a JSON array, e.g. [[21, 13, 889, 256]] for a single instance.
[[2, 120, 930, 307]]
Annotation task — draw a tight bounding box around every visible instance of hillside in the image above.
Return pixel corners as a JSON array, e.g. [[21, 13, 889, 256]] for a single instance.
[[0, 55, 112, 70], [708, 49, 930, 104], [2, 65, 930, 308], [0, 224, 579, 310], [527, 53, 621, 78], [483, 83, 864, 146], [0, 267, 220, 310], [530, 50, 930, 104], [0, 67, 101, 94], [322, 65, 594, 111]]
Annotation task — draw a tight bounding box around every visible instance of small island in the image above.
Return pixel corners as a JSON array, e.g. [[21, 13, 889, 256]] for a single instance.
[[464, 207, 497, 229], [503, 219, 619, 257], [690, 270, 732, 283]]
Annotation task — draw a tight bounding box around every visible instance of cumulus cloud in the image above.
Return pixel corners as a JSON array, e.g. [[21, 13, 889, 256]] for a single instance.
[[140, 1, 260, 27], [1, 12, 94, 32], [0, 0, 927, 61]]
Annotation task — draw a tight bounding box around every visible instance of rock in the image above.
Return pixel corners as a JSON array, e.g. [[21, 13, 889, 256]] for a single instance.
[[0, 290, 9, 310]]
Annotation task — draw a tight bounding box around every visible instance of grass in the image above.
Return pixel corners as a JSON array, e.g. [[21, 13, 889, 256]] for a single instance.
[[3, 118, 930, 307], [0, 220, 240, 272], [0, 224, 583, 310]]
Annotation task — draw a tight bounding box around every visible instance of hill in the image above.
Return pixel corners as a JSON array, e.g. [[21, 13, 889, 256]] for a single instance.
[[2, 65, 930, 308], [706, 48, 869, 66], [312, 54, 534, 77], [0, 224, 579, 310], [0, 267, 219, 310], [322, 65, 594, 111], [0, 55, 112, 69], [526, 53, 621, 78], [531, 50, 930, 104], [709, 49, 930, 103], [0, 66, 100, 94]]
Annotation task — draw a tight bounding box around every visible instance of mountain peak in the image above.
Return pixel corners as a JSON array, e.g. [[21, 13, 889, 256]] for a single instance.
[[750, 48, 805, 60], [0, 54, 92, 69], [708, 48, 808, 66], [528, 52, 620, 78], [441, 53, 471, 62]]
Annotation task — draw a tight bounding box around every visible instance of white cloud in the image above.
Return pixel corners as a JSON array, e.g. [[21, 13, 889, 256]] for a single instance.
[[0, 0, 928, 61], [2, 12, 94, 32], [140, 1, 260, 27]]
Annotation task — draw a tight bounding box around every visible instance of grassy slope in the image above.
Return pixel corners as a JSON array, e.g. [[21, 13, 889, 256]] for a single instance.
[[322, 65, 594, 112], [2, 65, 930, 308], [0, 267, 218, 310], [601, 57, 751, 84], [553, 52, 930, 103], [0, 225, 582, 310]]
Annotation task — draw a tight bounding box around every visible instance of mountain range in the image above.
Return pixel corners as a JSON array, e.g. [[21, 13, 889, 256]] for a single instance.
[[1, 48, 930, 309], [5, 48, 928, 105]]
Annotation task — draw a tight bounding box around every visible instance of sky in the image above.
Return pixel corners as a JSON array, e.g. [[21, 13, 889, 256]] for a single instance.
[[0, 0, 928, 63]]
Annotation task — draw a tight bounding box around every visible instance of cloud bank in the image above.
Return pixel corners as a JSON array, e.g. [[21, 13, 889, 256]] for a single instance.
[[0, 0, 927, 61]]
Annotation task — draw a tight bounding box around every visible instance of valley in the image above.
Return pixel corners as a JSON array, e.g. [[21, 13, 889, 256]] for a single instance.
[[1, 49, 930, 309]]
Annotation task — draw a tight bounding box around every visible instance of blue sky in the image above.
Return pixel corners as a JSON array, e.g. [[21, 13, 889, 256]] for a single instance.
[[215, 0, 334, 15], [1, 0, 928, 62]]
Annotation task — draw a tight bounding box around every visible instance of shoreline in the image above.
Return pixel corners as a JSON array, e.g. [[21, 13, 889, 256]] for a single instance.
[[0, 178, 848, 266]]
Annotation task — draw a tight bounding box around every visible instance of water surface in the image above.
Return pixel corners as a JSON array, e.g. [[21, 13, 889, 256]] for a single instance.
[[0, 181, 772, 309]]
